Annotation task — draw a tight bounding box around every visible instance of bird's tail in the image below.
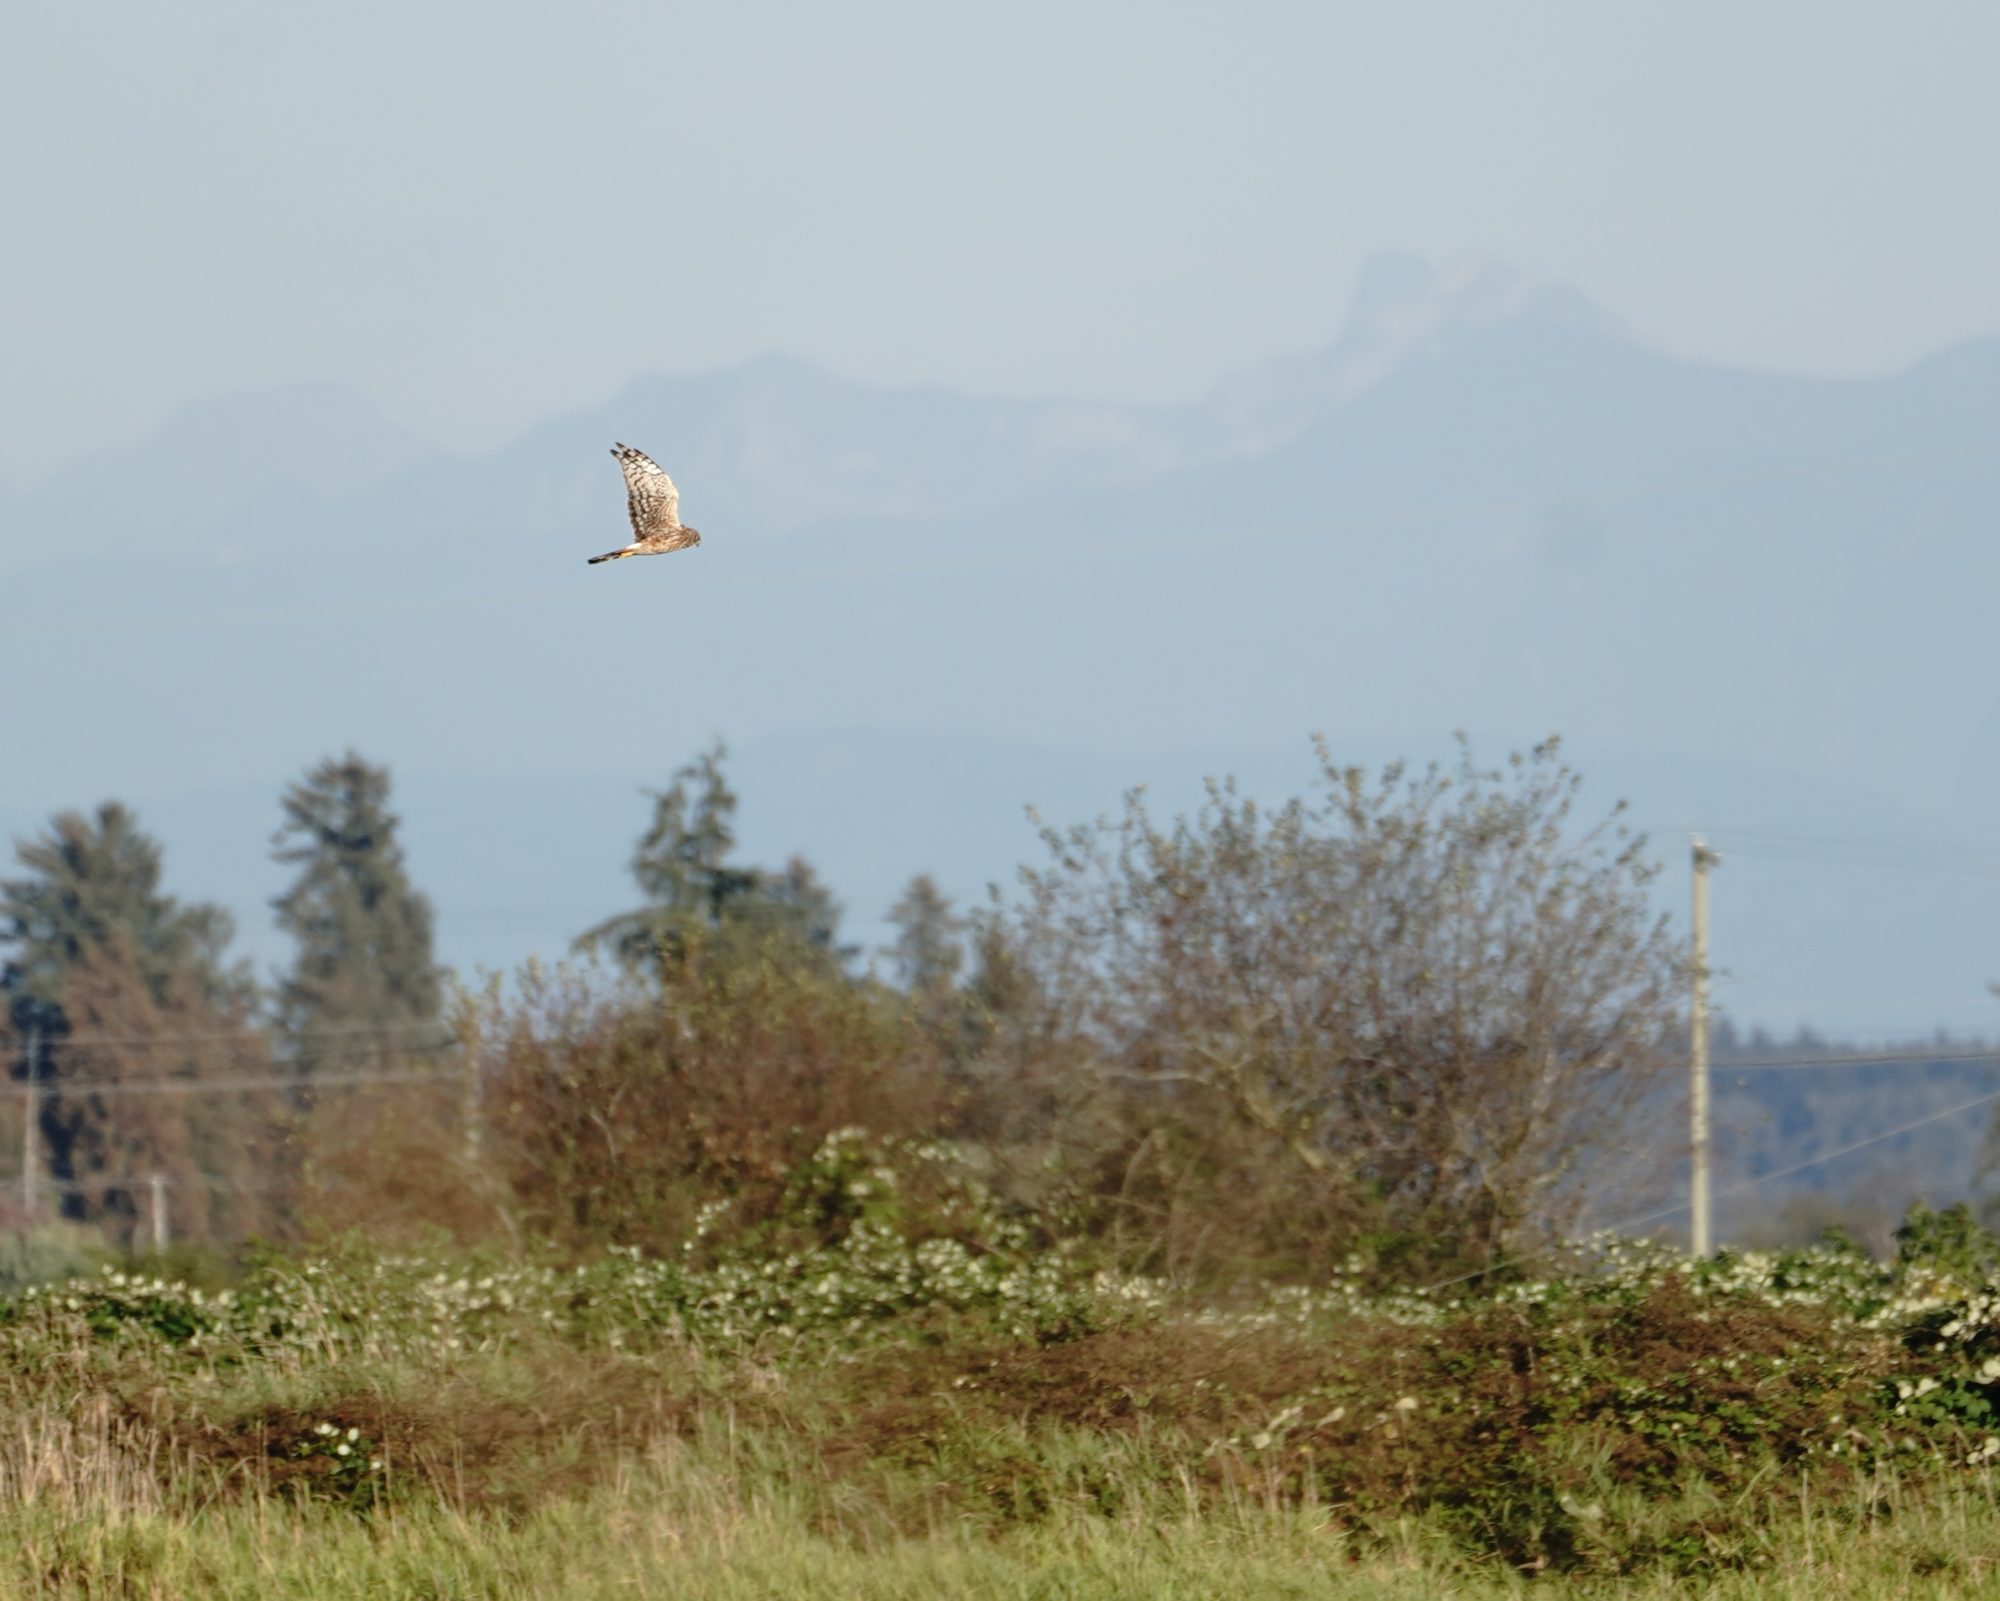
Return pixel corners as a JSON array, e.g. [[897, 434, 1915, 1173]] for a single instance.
[[587, 547, 631, 565]]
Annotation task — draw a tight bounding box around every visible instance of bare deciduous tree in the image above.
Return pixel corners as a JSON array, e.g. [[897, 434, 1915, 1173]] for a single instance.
[[1001, 736, 1683, 1275]]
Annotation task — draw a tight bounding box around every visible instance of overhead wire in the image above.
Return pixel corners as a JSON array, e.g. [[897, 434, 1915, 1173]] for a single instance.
[[1637, 822, 2000, 1052], [0, 1169, 361, 1196], [1715, 1048, 1999, 1071], [11, 1019, 456, 1051], [2, 433, 1995, 1240], [51, 1039, 459, 1071], [35, 1065, 461, 1098], [1596, 1083, 2000, 1240], [1690, 827, 2000, 877], [1421, 1081, 2000, 1295]]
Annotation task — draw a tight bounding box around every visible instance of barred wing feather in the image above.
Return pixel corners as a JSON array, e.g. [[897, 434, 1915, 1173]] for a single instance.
[[612, 441, 682, 537]]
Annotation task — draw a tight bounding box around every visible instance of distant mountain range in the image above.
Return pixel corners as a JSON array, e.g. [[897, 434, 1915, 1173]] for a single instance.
[[4, 252, 1997, 1062], [0, 254, 1652, 560]]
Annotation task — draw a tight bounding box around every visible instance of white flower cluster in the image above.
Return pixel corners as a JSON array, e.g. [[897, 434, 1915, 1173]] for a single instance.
[[16, 1159, 2000, 1485], [0, 1226, 1152, 1366]]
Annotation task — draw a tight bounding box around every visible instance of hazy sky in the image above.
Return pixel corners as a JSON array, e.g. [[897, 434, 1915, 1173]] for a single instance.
[[5, 0, 1998, 485]]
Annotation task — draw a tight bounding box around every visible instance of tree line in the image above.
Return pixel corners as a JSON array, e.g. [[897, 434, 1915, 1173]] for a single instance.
[[1, 736, 1688, 1284], [0, 755, 440, 1245]]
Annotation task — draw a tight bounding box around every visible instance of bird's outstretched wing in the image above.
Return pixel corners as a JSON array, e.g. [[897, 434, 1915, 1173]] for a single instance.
[[611, 442, 681, 538]]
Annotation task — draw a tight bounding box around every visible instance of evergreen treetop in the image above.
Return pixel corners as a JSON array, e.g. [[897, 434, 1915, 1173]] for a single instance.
[[884, 873, 965, 995], [578, 742, 850, 973], [272, 752, 441, 1047], [1, 801, 235, 1027]]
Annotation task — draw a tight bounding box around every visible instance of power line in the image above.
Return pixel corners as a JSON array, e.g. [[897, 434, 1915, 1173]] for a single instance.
[[1599, 1083, 2000, 1239], [52, 1040, 459, 1074], [1716, 1048, 1999, 1071], [1697, 828, 2000, 877], [9, 1019, 458, 1051], [36, 1065, 462, 1099], [0, 1169, 359, 1196], [1421, 1083, 2000, 1295]]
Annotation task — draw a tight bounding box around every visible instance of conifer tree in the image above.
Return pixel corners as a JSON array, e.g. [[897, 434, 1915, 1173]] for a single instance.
[[578, 743, 746, 966], [959, 910, 1042, 1063], [578, 742, 850, 973], [271, 753, 441, 1057], [0, 803, 265, 1235], [884, 874, 965, 996], [48, 938, 276, 1244], [735, 855, 848, 964], [1, 802, 235, 1025]]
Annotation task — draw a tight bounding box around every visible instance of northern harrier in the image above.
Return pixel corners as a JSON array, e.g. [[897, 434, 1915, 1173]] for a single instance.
[[587, 443, 703, 564]]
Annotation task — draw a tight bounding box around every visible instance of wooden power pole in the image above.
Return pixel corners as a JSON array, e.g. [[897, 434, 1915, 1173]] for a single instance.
[[21, 1024, 39, 1220], [148, 1173, 168, 1254], [1690, 838, 1722, 1257]]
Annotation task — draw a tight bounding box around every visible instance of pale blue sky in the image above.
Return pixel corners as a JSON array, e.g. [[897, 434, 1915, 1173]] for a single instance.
[[4, 0, 1998, 484]]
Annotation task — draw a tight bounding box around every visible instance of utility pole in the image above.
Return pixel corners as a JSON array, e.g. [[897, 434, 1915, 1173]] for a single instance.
[[148, 1173, 168, 1254], [21, 1024, 39, 1220], [1690, 837, 1722, 1257]]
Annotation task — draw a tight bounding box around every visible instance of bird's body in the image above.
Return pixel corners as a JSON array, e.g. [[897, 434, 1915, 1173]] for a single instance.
[[588, 443, 703, 563]]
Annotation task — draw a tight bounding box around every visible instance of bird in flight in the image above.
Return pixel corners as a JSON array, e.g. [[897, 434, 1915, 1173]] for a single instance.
[[588, 443, 703, 564]]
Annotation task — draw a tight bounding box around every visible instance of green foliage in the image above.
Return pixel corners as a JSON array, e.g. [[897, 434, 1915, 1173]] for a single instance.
[[0, 1222, 109, 1292], [8, 1188, 2000, 1585], [1893, 1201, 2000, 1284], [76, 1269, 218, 1344], [286, 1421, 385, 1507], [5, 745, 2000, 1591], [0, 805, 270, 1241], [0, 1145, 1122, 1363], [575, 742, 851, 975], [884, 873, 965, 995], [1, 800, 239, 1025], [271, 752, 442, 1051], [777, 1125, 915, 1239], [471, 951, 950, 1251]]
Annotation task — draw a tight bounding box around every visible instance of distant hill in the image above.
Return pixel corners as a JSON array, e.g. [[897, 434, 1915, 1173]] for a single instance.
[[0, 383, 437, 568], [1706, 1029, 2000, 1250]]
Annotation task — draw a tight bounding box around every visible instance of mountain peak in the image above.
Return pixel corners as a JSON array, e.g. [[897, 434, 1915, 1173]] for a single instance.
[[139, 382, 438, 498], [0, 383, 437, 572], [1204, 253, 1628, 452], [1344, 252, 1623, 348]]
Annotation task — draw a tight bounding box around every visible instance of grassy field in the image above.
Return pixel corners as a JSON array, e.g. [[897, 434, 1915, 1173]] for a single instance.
[[7, 1139, 2000, 1596], [11, 1476, 2000, 1599], [8, 1404, 2000, 1598]]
